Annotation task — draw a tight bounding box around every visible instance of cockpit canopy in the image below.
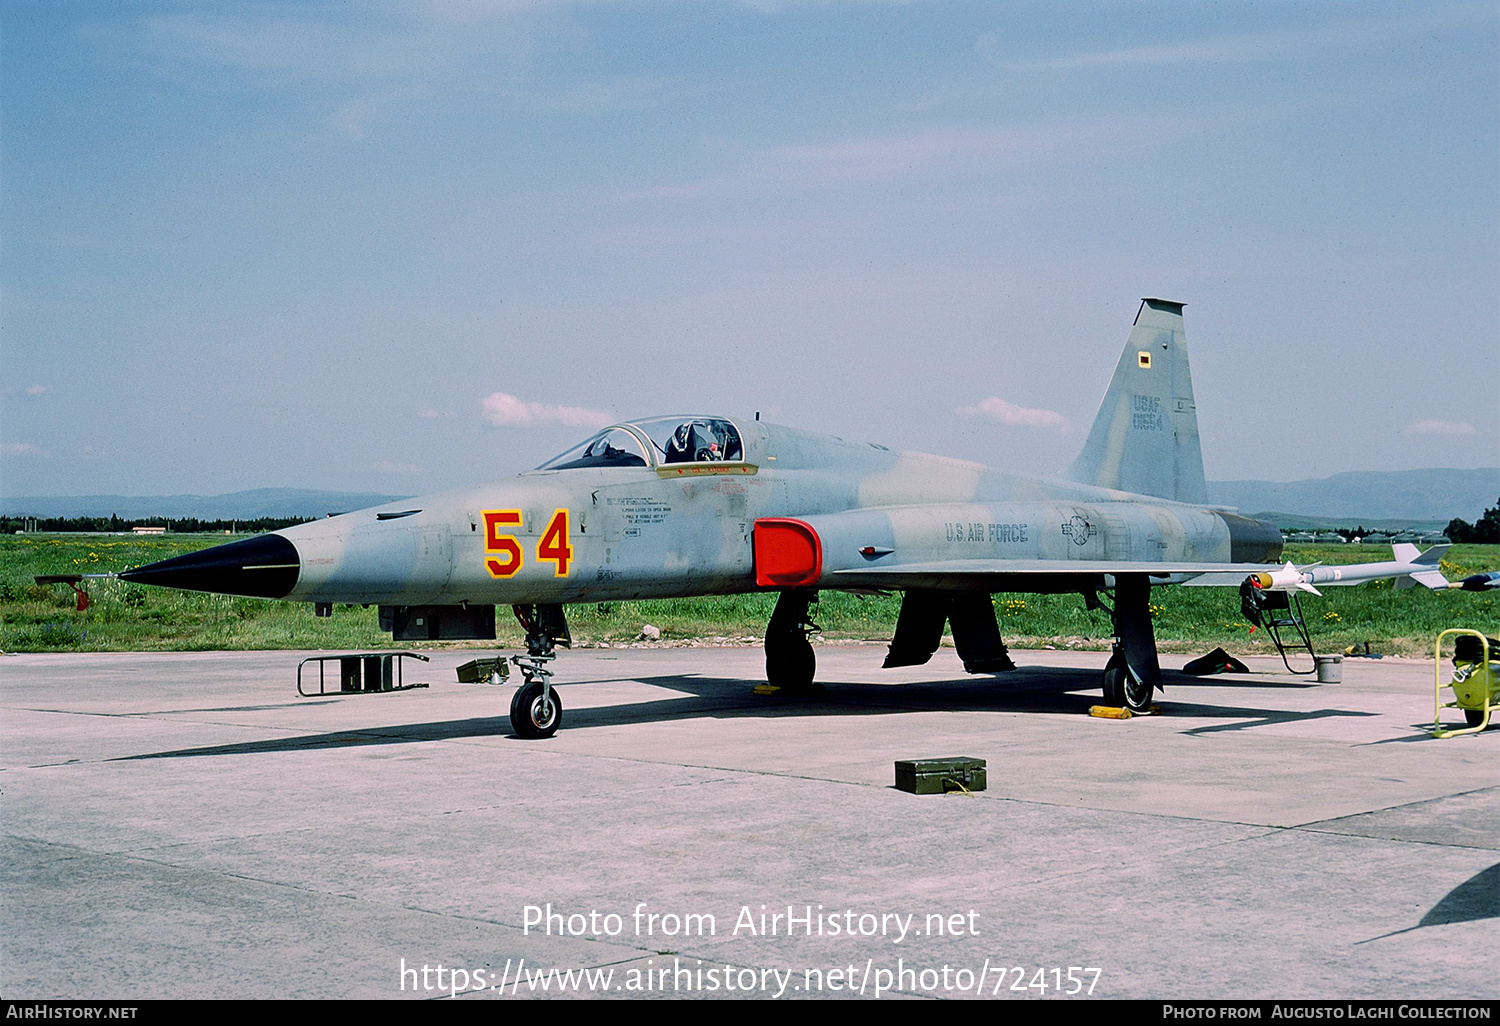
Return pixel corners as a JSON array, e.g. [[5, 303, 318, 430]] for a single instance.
[[535, 427, 649, 471], [535, 416, 744, 472]]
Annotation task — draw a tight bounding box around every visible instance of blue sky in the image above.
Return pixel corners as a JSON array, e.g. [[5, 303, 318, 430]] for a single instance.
[[4, 1, 1497, 498]]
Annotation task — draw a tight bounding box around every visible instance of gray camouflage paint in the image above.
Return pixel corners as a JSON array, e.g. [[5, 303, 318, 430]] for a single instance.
[[272, 299, 1283, 608]]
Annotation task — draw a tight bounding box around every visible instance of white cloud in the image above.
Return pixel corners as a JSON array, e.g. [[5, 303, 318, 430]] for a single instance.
[[1010, 33, 1305, 71], [531, 74, 674, 114], [624, 118, 1178, 199], [957, 397, 1067, 430], [138, 6, 540, 88], [998, 13, 1469, 72], [141, 10, 473, 79], [333, 93, 392, 140], [417, 408, 444, 419], [372, 460, 423, 473], [25, 384, 52, 395], [481, 392, 612, 429], [1407, 420, 1477, 436], [3, 442, 49, 457]]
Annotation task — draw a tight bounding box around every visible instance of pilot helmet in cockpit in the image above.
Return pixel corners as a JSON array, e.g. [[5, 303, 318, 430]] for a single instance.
[[667, 420, 725, 462]]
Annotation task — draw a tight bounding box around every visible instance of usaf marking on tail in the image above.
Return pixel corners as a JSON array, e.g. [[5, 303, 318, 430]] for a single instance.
[[116, 300, 1445, 737]]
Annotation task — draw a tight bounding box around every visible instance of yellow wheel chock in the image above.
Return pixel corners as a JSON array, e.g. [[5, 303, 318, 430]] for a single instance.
[[1433, 629, 1498, 738]]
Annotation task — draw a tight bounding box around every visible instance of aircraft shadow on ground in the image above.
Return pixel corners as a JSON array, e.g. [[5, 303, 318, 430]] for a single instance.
[[118, 665, 1369, 761], [1357, 862, 1499, 943], [1165, 673, 1322, 691]]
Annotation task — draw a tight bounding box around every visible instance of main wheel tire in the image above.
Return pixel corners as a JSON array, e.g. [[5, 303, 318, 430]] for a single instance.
[[1102, 660, 1154, 712], [510, 682, 563, 738], [765, 634, 817, 692], [1101, 663, 1126, 707], [1464, 708, 1488, 729], [1122, 672, 1154, 713]]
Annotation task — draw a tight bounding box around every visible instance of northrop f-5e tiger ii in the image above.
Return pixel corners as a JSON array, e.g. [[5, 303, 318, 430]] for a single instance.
[[116, 299, 1440, 737]]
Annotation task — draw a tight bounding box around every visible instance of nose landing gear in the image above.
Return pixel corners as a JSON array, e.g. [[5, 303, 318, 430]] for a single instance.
[[510, 664, 562, 739], [509, 604, 570, 739]]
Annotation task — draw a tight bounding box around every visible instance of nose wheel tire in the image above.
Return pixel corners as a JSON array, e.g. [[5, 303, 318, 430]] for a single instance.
[[511, 681, 563, 738]]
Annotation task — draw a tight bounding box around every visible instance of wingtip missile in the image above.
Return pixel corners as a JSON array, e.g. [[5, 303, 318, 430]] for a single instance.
[[1246, 545, 1460, 594], [1248, 561, 1322, 596]]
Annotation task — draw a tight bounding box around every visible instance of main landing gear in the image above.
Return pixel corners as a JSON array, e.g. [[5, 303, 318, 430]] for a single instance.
[[764, 589, 821, 693], [1098, 574, 1161, 712], [509, 604, 571, 739]]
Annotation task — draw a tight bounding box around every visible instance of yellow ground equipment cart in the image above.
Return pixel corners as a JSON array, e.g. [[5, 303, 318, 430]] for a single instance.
[[1433, 629, 1498, 738]]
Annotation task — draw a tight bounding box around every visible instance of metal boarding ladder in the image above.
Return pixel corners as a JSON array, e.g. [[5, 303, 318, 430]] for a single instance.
[[1248, 587, 1316, 675], [297, 652, 430, 697]]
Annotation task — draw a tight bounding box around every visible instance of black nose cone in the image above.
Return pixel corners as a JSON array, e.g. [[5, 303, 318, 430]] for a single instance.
[[119, 534, 300, 599]]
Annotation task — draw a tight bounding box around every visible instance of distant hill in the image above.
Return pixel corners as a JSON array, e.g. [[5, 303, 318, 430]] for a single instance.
[[1239, 512, 1448, 534], [6, 468, 1496, 525], [2, 488, 410, 520], [1207, 468, 1498, 524]]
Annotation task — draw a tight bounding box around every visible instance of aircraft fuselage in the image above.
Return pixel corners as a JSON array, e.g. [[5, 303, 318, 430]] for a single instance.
[[273, 419, 1280, 607]]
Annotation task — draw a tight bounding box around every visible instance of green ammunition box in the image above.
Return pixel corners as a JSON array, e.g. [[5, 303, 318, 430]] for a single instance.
[[456, 658, 508, 684], [894, 757, 987, 795]]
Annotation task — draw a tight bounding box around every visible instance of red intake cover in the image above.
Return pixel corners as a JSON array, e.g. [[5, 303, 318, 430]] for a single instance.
[[753, 518, 823, 588]]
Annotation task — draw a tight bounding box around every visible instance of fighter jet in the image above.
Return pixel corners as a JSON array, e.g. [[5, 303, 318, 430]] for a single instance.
[[114, 299, 1358, 736]]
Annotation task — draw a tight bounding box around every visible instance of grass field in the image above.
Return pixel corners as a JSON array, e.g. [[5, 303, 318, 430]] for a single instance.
[[2, 532, 1496, 656]]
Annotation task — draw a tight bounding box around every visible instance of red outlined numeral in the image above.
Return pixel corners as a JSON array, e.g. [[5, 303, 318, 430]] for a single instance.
[[537, 509, 572, 577], [482, 510, 523, 578]]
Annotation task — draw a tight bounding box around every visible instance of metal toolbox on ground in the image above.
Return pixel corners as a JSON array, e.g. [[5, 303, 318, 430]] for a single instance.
[[456, 657, 509, 683], [894, 757, 987, 795]]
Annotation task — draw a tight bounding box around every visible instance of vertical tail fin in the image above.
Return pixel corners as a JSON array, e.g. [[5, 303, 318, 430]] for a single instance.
[[1065, 298, 1207, 503]]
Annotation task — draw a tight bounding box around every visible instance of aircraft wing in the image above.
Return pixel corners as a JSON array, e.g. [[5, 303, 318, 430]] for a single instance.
[[830, 560, 1285, 590]]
